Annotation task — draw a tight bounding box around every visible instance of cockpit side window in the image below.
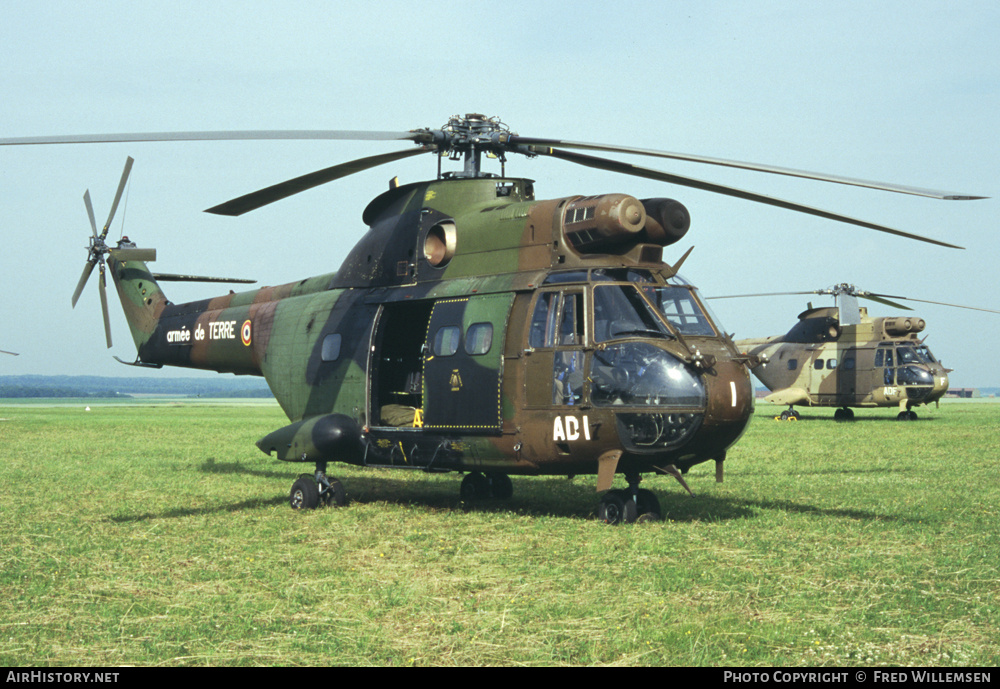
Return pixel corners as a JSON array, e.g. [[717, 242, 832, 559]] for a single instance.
[[916, 345, 937, 363], [529, 292, 559, 348], [642, 285, 716, 336], [559, 291, 584, 345]]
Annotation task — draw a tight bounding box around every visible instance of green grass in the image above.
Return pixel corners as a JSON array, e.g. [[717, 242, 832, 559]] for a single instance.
[[1, 400, 998, 666]]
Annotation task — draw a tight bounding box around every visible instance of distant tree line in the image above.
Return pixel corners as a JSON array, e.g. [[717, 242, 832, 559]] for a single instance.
[[0, 375, 274, 399]]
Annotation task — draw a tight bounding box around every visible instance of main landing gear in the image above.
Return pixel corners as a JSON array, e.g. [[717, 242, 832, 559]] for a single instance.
[[834, 407, 855, 422], [460, 471, 514, 501], [289, 462, 347, 510]]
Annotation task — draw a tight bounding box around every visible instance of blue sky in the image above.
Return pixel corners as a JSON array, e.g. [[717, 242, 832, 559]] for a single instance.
[[2, 0, 998, 386]]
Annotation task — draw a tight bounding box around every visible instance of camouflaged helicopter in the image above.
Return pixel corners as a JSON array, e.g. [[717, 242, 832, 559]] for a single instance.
[[1, 115, 986, 521], [709, 284, 1000, 421]]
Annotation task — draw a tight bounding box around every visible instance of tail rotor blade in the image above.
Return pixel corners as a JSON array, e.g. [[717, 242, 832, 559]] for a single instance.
[[98, 264, 112, 348], [72, 260, 98, 308], [84, 190, 98, 237], [102, 156, 134, 237]]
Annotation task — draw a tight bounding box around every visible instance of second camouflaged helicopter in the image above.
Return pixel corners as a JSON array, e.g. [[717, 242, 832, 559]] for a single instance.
[[709, 284, 1000, 421], [2, 115, 986, 521]]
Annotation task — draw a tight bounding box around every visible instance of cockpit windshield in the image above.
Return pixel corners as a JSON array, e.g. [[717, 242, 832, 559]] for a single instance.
[[896, 345, 939, 366], [916, 345, 937, 364], [592, 284, 672, 342], [896, 345, 922, 365]]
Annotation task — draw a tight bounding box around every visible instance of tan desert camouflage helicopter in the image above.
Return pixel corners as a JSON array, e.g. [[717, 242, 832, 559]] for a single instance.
[[1, 115, 986, 520], [709, 284, 1000, 421]]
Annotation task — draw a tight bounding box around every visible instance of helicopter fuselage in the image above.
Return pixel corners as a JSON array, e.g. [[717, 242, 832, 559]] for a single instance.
[[109, 175, 754, 490], [738, 306, 949, 411]]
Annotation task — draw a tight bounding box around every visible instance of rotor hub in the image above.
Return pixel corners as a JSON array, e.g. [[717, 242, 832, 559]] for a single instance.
[[412, 114, 534, 178]]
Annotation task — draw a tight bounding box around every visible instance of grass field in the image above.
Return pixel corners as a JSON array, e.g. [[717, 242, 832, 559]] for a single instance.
[[1, 400, 998, 666]]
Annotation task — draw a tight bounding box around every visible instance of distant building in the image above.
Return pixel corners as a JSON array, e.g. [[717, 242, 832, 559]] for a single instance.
[[945, 388, 980, 399]]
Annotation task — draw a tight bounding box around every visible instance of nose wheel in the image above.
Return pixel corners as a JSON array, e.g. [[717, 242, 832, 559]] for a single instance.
[[289, 463, 347, 510], [598, 473, 664, 524]]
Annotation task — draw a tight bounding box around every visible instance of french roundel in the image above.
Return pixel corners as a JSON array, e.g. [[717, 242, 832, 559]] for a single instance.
[[241, 320, 252, 346]]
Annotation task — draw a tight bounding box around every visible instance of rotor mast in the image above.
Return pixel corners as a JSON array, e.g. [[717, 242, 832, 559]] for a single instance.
[[416, 114, 529, 179]]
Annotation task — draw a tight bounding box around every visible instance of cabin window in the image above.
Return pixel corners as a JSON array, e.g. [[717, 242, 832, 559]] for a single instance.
[[875, 349, 884, 367], [433, 326, 461, 356], [321, 334, 342, 362], [843, 357, 855, 370], [465, 323, 493, 356], [827, 359, 837, 370], [787, 359, 798, 370], [814, 359, 824, 370]]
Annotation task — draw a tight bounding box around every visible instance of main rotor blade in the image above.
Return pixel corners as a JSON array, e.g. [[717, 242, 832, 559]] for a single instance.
[[98, 265, 112, 348], [83, 190, 98, 237], [536, 147, 964, 249], [514, 137, 987, 200], [205, 147, 431, 216], [855, 293, 912, 311], [1, 130, 422, 146], [0, 350, 18, 356], [882, 296, 1000, 314], [707, 290, 821, 300], [102, 157, 133, 237], [71, 260, 98, 308]]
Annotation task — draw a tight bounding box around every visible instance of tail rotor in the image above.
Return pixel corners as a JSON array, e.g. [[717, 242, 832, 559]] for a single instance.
[[71, 157, 156, 347]]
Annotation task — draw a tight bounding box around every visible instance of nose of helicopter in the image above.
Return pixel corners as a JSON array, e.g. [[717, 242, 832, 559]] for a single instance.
[[700, 358, 755, 450], [929, 366, 950, 401]]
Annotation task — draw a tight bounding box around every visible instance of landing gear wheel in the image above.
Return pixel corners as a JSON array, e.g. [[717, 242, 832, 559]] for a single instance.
[[321, 478, 347, 507], [834, 408, 855, 422], [635, 489, 661, 518], [486, 473, 513, 500], [460, 472, 491, 501], [897, 410, 918, 421], [598, 490, 637, 525], [779, 408, 800, 421], [290, 476, 320, 510]]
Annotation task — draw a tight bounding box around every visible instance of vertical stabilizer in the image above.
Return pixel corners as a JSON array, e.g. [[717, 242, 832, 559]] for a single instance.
[[107, 243, 169, 356]]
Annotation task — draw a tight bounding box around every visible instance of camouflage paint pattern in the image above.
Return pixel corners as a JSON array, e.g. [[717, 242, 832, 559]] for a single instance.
[[108, 175, 756, 489], [737, 305, 950, 413]]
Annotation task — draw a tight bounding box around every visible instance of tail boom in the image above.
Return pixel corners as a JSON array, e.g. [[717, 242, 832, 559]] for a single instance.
[[109, 255, 263, 375]]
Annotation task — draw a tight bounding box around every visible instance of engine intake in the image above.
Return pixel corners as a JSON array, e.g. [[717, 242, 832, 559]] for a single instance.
[[641, 198, 690, 246]]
